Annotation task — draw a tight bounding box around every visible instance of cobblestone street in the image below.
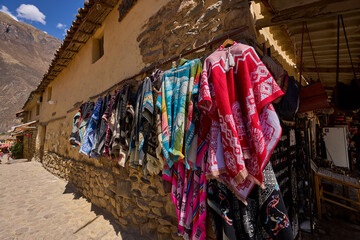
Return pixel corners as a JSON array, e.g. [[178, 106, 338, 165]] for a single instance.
[[0, 159, 139, 240]]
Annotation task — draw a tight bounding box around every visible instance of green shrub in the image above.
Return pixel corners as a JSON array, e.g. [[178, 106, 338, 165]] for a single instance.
[[9, 141, 23, 159]]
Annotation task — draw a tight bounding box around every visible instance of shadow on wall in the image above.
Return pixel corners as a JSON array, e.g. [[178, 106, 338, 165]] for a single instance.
[[63, 182, 156, 240]]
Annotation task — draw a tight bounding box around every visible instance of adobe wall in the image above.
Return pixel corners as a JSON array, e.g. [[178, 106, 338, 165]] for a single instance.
[[23, 128, 37, 161], [39, 0, 252, 239]]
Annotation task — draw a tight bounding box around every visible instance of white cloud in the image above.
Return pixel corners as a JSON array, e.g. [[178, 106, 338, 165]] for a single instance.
[[56, 23, 66, 29], [56, 23, 67, 36], [0, 5, 18, 21], [16, 4, 46, 25]]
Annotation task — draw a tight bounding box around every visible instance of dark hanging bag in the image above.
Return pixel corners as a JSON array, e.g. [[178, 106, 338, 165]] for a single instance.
[[275, 75, 300, 119], [298, 81, 330, 113]]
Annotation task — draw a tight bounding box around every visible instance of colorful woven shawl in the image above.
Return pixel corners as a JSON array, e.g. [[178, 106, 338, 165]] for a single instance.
[[159, 58, 202, 172], [159, 59, 206, 239], [199, 42, 283, 202]]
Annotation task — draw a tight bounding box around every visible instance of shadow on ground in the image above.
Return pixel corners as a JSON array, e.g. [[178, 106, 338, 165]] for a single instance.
[[63, 182, 155, 240]]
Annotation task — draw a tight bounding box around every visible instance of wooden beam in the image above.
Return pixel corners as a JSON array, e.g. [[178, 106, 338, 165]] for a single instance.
[[48, 73, 58, 77], [323, 190, 360, 206], [280, 25, 298, 58], [256, 0, 360, 29], [291, 24, 360, 36], [302, 46, 360, 53], [72, 40, 87, 44], [64, 49, 79, 53], [55, 63, 67, 68], [41, 116, 67, 125], [78, 30, 93, 35], [96, 2, 113, 10], [86, 20, 102, 27], [302, 53, 359, 59], [321, 197, 360, 212], [304, 67, 360, 73]]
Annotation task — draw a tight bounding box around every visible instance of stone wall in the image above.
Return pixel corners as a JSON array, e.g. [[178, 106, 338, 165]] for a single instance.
[[138, 0, 252, 65], [42, 151, 180, 239]]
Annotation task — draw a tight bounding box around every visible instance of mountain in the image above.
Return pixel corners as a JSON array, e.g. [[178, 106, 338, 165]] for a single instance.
[[0, 12, 61, 132]]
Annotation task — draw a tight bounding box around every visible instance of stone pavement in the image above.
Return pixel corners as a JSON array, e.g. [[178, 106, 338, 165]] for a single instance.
[[0, 160, 144, 240]]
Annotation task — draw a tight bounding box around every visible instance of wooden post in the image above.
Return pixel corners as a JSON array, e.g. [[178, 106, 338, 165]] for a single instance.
[[315, 174, 322, 219]]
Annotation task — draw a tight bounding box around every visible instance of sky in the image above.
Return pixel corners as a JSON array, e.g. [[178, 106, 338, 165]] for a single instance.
[[0, 0, 85, 39]]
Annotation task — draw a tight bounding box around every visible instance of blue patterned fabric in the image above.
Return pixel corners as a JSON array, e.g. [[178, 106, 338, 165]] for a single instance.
[[80, 97, 103, 155], [157, 58, 202, 172]]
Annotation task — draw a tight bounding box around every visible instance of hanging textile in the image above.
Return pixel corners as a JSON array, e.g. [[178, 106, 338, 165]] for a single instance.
[[65, 39, 293, 240], [158, 59, 205, 240], [170, 151, 207, 240], [79, 102, 95, 145], [261, 55, 284, 82], [70, 101, 94, 147], [159, 58, 202, 173], [109, 85, 132, 164], [274, 74, 299, 120], [208, 162, 294, 240], [146, 69, 165, 175], [118, 88, 135, 167], [199, 42, 284, 202], [69, 105, 83, 147], [129, 77, 154, 170], [90, 94, 111, 158], [103, 90, 118, 158], [79, 97, 103, 155]]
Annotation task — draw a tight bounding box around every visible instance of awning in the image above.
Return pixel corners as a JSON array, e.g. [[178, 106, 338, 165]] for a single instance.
[[9, 120, 38, 136], [15, 110, 25, 118]]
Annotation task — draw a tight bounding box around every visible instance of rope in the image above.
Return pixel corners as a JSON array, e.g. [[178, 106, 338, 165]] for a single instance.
[[336, 15, 340, 85], [340, 15, 357, 80], [299, 22, 305, 86], [305, 23, 320, 82]]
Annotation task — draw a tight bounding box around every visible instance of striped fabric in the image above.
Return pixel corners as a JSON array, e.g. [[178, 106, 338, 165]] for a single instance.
[[159, 59, 206, 240], [158, 58, 202, 171]]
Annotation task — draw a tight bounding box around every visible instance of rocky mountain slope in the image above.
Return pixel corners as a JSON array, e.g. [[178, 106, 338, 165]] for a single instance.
[[0, 12, 61, 132]]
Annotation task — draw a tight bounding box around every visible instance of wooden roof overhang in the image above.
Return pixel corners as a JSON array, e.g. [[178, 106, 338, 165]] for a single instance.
[[253, 0, 360, 95]]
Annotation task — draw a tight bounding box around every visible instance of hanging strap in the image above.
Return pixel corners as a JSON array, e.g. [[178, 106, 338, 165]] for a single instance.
[[340, 15, 357, 80], [305, 23, 320, 82], [299, 22, 305, 86], [336, 15, 340, 85]]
